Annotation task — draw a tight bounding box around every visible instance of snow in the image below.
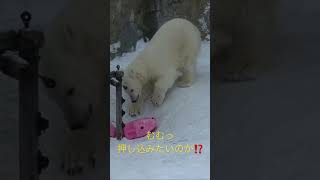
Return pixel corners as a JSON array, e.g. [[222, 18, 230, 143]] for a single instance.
[[110, 39, 211, 180], [0, 1, 210, 178], [198, 1, 210, 36], [110, 41, 121, 53]]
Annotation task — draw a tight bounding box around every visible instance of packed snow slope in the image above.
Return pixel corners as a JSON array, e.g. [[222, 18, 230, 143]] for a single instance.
[[110, 39, 211, 180]]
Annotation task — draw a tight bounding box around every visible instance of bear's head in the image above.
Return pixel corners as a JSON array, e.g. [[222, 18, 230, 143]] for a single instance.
[[122, 67, 145, 103]]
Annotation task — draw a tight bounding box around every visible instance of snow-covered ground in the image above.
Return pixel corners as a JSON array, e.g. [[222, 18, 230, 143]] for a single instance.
[[110, 39, 211, 180], [0, 39, 210, 180]]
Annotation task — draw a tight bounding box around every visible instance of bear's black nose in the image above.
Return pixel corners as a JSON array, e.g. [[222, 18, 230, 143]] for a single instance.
[[132, 99, 137, 103]]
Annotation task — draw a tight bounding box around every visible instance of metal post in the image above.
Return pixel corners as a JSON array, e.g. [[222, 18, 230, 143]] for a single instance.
[[110, 65, 125, 140], [116, 78, 123, 139], [0, 10, 50, 180], [19, 52, 39, 180], [0, 11, 48, 180]]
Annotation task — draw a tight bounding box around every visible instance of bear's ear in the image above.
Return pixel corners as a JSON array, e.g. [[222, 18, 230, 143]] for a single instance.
[[127, 69, 135, 78], [135, 72, 145, 82]]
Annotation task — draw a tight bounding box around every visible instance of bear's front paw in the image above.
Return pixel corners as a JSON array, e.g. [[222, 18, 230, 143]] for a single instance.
[[129, 103, 142, 117], [151, 88, 165, 106], [62, 129, 95, 176]]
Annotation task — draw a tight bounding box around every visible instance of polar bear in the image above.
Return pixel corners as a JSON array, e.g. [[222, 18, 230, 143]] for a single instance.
[[39, 0, 107, 176], [122, 18, 201, 117]]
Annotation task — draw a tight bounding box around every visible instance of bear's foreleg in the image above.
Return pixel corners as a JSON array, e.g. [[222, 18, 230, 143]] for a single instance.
[[129, 82, 152, 116], [151, 69, 180, 106], [90, 102, 107, 172], [129, 97, 144, 117], [62, 103, 107, 175], [62, 127, 95, 175], [176, 63, 197, 88]]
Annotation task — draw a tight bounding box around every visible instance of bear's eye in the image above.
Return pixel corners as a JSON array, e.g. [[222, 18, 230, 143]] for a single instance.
[[131, 89, 134, 92], [123, 85, 127, 90]]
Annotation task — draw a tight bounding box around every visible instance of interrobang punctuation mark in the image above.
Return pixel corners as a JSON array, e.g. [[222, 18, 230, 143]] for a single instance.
[[194, 144, 203, 154]]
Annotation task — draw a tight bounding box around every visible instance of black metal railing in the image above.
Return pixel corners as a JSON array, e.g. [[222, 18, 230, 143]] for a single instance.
[[110, 65, 125, 140], [0, 11, 49, 180]]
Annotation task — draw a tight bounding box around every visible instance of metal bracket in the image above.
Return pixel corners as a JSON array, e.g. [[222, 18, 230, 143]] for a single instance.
[[110, 65, 125, 140]]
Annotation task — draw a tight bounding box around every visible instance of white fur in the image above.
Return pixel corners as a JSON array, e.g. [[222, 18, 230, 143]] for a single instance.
[[123, 18, 201, 117], [39, 0, 107, 175]]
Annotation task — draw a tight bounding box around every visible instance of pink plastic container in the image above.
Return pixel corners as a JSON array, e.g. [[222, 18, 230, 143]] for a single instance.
[[110, 117, 157, 140], [123, 117, 157, 140]]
